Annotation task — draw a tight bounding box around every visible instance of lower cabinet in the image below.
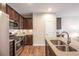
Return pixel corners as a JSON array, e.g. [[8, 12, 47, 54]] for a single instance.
[[26, 35, 33, 45], [48, 45, 56, 56], [45, 40, 56, 56]]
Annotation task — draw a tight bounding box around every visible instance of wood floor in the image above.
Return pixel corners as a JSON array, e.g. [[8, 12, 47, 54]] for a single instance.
[[20, 45, 45, 56]]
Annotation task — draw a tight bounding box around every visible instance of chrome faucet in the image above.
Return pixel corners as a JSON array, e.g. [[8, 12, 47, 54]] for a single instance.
[[60, 31, 71, 45]]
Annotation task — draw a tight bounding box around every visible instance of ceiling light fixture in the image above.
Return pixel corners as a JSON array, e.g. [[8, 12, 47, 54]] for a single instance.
[[48, 8, 52, 12]]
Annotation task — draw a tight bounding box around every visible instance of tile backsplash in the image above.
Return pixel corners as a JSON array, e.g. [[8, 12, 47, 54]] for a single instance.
[[9, 29, 33, 36]]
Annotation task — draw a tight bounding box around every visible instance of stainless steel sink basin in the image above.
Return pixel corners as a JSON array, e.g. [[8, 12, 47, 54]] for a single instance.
[[50, 40, 77, 52], [50, 40, 66, 45], [56, 46, 77, 52]]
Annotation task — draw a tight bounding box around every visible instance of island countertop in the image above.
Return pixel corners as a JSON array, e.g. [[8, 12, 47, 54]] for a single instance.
[[45, 37, 79, 56]]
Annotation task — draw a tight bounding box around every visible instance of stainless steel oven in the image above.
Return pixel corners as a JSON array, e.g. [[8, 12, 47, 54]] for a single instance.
[[15, 36, 25, 56], [9, 30, 15, 56]]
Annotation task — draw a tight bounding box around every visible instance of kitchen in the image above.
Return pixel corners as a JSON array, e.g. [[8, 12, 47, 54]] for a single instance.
[[0, 3, 79, 56]]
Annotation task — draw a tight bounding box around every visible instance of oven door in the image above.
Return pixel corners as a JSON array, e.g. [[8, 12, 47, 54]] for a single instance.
[[15, 37, 24, 56]]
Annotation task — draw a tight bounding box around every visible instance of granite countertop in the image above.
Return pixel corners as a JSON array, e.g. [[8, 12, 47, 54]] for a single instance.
[[45, 37, 79, 56], [15, 29, 33, 36]]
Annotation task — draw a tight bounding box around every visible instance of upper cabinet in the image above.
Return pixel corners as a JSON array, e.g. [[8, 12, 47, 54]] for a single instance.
[[56, 17, 61, 29], [6, 4, 13, 19], [23, 18, 33, 29], [6, 4, 32, 29], [56, 17, 61, 37], [26, 18, 33, 29], [19, 16, 24, 29], [6, 4, 24, 29], [6, 4, 19, 21]]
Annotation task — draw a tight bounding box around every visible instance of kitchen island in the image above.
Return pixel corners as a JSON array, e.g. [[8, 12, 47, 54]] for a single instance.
[[45, 37, 79, 56]]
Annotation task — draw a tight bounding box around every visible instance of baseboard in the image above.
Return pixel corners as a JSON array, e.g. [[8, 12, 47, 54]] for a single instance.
[[33, 44, 45, 46]]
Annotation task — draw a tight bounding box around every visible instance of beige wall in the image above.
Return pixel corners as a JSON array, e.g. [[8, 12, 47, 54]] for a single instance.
[[33, 13, 56, 46]]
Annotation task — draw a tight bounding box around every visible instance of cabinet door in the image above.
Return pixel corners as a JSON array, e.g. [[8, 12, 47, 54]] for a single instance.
[[19, 16, 23, 29], [23, 19, 27, 29], [15, 13, 19, 21], [56, 18, 61, 29], [45, 40, 49, 56], [21, 17, 23, 29], [18, 15, 20, 28], [6, 6, 12, 19], [56, 17, 61, 37], [26, 35, 33, 45], [27, 18, 33, 29], [48, 46, 56, 56], [6, 5, 12, 20], [23, 18, 33, 29], [6, 4, 9, 15], [6, 4, 17, 20], [11, 10, 15, 20], [45, 40, 56, 56]]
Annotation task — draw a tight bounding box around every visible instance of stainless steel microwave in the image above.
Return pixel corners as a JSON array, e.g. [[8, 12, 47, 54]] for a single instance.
[[9, 19, 19, 29]]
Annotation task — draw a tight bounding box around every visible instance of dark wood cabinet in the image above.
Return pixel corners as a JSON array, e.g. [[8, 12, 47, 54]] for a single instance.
[[48, 45, 56, 56], [6, 4, 24, 29], [45, 40, 49, 56], [15, 13, 19, 22], [23, 18, 33, 29], [6, 4, 15, 20], [27, 18, 33, 29], [56, 17, 61, 29], [56, 17, 61, 37], [6, 5, 13, 19], [26, 35, 33, 45], [45, 40, 56, 56], [11, 10, 15, 20], [6, 4, 32, 29], [23, 19, 27, 29], [19, 16, 23, 29]]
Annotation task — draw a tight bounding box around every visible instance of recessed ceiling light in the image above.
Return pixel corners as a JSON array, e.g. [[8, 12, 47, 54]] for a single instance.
[[48, 8, 52, 12]]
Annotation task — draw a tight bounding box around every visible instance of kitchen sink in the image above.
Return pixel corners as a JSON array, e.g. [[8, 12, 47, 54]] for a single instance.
[[50, 40, 77, 52], [56, 46, 77, 52], [50, 40, 66, 45]]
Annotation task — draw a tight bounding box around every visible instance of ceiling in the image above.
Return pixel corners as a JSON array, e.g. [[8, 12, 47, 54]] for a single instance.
[[7, 3, 79, 18]]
